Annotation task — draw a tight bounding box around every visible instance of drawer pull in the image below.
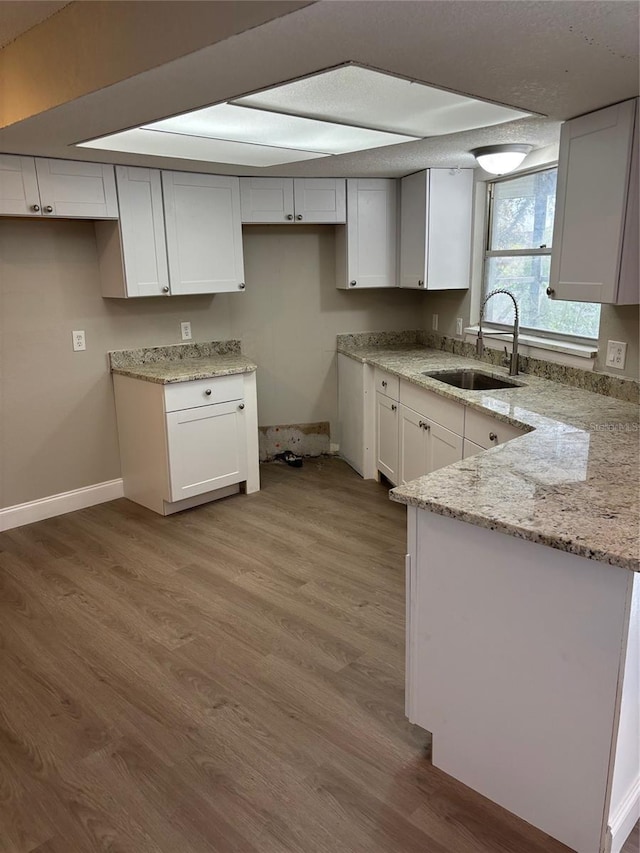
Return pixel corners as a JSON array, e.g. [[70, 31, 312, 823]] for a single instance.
[[31, 204, 40, 212], [296, 214, 303, 221], [350, 280, 357, 287], [381, 380, 387, 388], [205, 389, 212, 396], [286, 214, 294, 220], [391, 404, 397, 412], [44, 205, 53, 214], [489, 431, 498, 442], [162, 285, 170, 293], [238, 403, 245, 410]]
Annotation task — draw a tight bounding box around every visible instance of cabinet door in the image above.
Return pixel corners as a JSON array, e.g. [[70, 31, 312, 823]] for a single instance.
[[293, 179, 346, 223], [376, 392, 399, 485], [115, 166, 170, 297], [240, 177, 294, 223], [340, 178, 397, 289], [427, 419, 463, 473], [463, 438, 485, 459], [399, 170, 428, 289], [0, 155, 40, 216], [550, 99, 637, 304], [426, 169, 473, 290], [34, 159, 118, 218], [399, 405, 429, 485], [166, 400, 247, 502], [162, 172, 245, 295]]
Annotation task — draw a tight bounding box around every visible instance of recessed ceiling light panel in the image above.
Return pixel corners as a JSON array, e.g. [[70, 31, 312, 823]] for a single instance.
[[233, 65, 532, 137], [79, 128, 331, 167], [145, 103, 418, 154]]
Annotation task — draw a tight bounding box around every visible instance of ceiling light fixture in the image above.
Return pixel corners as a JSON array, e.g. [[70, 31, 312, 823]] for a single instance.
[[470, 144, 533, 175]]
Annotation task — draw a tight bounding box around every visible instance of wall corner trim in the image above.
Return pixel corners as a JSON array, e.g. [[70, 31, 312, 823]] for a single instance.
[[608, 776, 640, 853], [0, 479, 125, 532]]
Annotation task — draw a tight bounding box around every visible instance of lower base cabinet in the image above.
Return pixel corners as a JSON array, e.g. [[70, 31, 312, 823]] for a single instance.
[[113, 371, 259, 515], [376, 391, 399, 484], [399, 404, 463, 484]]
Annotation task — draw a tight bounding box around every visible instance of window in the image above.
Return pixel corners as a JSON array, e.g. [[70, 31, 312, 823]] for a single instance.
[[483, 167, 600, 340]]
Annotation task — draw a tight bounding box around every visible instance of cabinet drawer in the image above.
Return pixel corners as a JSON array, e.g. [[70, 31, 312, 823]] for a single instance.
[[464, 407, 526, 449], [400, 381, 464, 436], [164, 374, 244, 412], [374, 368, 399, 399]]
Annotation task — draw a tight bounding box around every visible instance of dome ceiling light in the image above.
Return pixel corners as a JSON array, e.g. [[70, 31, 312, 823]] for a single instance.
[[470, 144, 533, 175]]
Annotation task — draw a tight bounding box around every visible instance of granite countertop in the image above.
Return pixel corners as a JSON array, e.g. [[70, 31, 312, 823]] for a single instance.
[[338, 341, 639, 572], [109, 340, 257, 384]]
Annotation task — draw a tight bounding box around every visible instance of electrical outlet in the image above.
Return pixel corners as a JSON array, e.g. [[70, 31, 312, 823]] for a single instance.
[[432, 313, 439, 331], [605, 340, 627, 370], [456, 317, 464, 336], [180, 321, 192, 341], [72, 330, 86, 352]]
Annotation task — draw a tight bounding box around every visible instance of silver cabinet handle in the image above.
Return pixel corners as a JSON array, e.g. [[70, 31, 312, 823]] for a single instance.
[[296, 214, 303, 221], [238, 282, 246, 290], [162, 285, 170, 293], [418, 421, 425, 428], [31, 204, 40, 212], [205, 389, 212, 396], [546, 287, 555, 297], [286, 214, 294, 220], [350, 280, 357, 287], [44, 205, 53, 213], [381, 380, 387, 388], [391, 404, 397, 412], [489, 432, 498, 442], [418, 279, 424, 287], [424, 422, 431, 431], [238, 403, 245, 410]]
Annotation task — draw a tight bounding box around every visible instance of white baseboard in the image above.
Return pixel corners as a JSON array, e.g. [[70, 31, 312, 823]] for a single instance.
[[608, 777, 640, 853], [0, 479, 124, 532]]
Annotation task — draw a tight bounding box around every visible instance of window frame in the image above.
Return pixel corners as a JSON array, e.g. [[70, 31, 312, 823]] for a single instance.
[[481, 164, 599, 345]]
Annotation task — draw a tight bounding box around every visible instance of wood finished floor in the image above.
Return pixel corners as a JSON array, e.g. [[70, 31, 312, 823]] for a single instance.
[[0, 457, 636, 853]]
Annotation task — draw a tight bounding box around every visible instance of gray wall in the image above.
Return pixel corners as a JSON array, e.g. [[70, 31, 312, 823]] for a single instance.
[[0, 218, 423, 508]]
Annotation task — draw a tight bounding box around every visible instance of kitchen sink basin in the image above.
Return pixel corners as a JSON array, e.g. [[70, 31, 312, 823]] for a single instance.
[[422, 369, 522, 391]]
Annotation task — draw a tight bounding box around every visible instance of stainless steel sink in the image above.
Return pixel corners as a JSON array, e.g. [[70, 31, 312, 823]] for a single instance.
[[422, 369, 522, 391]]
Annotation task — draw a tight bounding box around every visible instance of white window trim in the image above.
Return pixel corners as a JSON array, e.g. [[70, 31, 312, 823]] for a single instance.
[[472, 161, 600, 369], [464, 325, 597, 370]]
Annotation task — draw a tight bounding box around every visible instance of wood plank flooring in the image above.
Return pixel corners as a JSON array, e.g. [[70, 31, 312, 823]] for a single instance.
[[0, 457, 636, 853]]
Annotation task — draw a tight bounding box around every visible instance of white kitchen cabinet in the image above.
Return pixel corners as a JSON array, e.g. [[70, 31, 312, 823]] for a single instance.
[[376, 392, 399, 485], [240, 177, 346, 223], [463, 438, 485, 459], [0, 154, 118, 219], [162, 171, 245, 294], [96, 166, 170, 298], [336, 179, 397, 289], [166, 400, 247, 502], [399, 168, 473, 290], [112, 371, 259, 516], [399, 402, 463, 485], [550, 98, 639, 305], [464, 406, 527, 449]]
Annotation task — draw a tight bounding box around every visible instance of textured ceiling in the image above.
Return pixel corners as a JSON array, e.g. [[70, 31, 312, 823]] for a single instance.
[[0, 0, 69, 48], [0, 0, 637, 177]]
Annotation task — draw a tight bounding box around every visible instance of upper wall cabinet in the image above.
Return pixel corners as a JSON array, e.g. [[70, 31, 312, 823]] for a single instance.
[[399, 168, 474, 291], [0, 155, 118, 219], [336, 178, 397, 289], [97, 168, 245, 298], [240, 178, 346, 224], [162, 171, 245, 295], [549, 98, 638, 305]]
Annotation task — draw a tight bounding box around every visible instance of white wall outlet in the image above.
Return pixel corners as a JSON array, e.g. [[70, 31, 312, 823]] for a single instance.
[[180, 321, 192, 341], [72, 330, 86, 352], [605, 340, 627, 370], [432, 313, 439, 331], [456, 317, 464, 336]]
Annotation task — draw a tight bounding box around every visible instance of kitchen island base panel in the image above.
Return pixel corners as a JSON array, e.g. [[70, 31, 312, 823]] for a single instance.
[[406, 507, 637, 853]]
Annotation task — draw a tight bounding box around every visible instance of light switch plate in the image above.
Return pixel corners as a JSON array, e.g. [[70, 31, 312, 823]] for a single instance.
[[605, 340, 627, 370], [180, 321, 192, 341], [72, 330, 86, 352], [432, 313, 438, 331], [456, 317, 464, 336]]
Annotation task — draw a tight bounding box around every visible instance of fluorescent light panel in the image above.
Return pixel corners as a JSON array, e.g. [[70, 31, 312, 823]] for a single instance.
[[78, 64, 533, 166], [234, 65, 532, 137], [145, 103, 417, 154], [79, 128, 330, 167]]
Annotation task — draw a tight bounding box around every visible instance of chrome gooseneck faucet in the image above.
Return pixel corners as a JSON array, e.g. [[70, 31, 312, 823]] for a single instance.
[[477, 288, 520, 376]]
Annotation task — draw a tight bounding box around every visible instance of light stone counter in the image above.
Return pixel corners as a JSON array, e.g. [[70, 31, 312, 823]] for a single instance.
[[109, 340, 257, 384], [338, 342, 639, 571]]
